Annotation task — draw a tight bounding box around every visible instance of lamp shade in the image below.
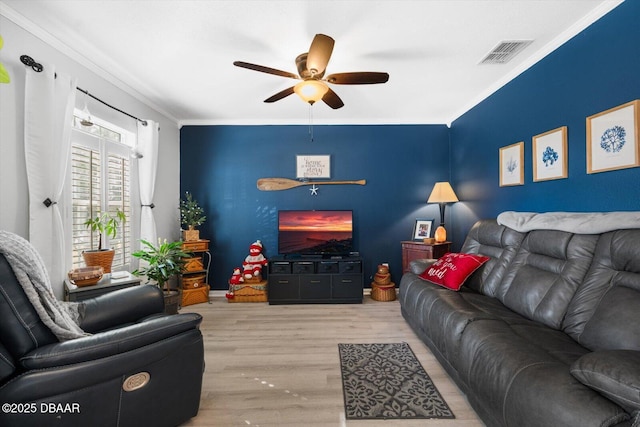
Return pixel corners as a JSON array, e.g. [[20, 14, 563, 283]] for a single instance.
[[427, 182, 459, 203], [294, 80, 329, 104]]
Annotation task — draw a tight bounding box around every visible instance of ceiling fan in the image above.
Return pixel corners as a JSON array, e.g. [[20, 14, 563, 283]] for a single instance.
[[233, 34, 389, 109]]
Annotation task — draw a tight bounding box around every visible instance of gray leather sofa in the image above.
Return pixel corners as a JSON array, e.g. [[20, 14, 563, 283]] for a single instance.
[[399, 218, 640, 427]]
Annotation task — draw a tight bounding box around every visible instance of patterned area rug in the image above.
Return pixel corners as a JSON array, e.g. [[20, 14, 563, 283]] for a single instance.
[[338, 343, 455, 420]]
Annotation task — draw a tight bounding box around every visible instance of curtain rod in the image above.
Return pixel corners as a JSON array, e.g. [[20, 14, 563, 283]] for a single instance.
[[20, 54, 148, 126]]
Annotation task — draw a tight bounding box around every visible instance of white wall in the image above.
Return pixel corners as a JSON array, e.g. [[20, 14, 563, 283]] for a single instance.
[[0, 14, 181, 288]]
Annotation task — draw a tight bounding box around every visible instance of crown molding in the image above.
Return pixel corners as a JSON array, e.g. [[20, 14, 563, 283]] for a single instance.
[[0, 1, 180, 126], [447, 0, 625, 126]]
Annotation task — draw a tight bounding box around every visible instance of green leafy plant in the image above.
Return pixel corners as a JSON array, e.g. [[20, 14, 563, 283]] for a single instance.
[[0, 35, 9, 84], [132, 239, 190, 291], [180, 192, 206, 228], [83, 210, 126, 251]]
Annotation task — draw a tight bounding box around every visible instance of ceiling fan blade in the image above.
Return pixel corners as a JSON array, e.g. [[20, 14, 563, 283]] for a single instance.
[[306, 34, 334, 76], [233, 61, 299, 80], [326, 72, 389, 85], [322, 88, 344, 109], [264, 86, 295, 103]]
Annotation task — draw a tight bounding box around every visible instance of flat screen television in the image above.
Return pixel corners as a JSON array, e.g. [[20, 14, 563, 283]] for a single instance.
[[278, 210, 353, 256]]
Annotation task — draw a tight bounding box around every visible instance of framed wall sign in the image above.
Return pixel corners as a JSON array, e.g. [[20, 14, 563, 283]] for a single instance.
[[532, 126, 568, 182], [587, 100, 639, 174], [296, 155, 331, 179], [499, 142, 524, 186]]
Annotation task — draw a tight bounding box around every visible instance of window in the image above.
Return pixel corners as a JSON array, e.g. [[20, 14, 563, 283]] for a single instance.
[[70, 115, 136, 270]]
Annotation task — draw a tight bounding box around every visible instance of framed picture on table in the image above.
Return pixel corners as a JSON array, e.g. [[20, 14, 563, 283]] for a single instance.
[[412, 219, 434, 241]]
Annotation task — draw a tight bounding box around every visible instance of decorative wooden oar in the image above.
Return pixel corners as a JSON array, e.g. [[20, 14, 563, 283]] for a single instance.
[[257, 178, 366, 191]]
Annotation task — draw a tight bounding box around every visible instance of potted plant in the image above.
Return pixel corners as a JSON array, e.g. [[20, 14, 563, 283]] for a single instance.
[[82, 209, 126, 273], [180, 192, 206, 241], [132, 238, 191, 314]]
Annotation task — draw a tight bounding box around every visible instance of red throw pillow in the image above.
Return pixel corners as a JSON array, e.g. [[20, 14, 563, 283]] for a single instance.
[[418, 252, 490, 291]]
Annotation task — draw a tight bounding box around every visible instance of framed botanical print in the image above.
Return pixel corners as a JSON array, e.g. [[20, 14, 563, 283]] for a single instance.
[[587, 100, 639, 174], [532, 126, 568, 182], [499, 142, 524, 186]]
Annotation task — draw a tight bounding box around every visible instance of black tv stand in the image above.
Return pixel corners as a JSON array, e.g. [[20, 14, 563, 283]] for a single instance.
[[268, 256, 363, 304]]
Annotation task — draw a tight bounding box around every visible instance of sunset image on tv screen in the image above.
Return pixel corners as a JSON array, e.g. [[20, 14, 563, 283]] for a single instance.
[[278, 211, 353, 254]]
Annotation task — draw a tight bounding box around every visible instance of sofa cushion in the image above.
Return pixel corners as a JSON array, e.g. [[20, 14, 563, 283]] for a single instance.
[[458, 317, 628, 427], [399, 275, 500, 363], [495, 230, 598, 330], [564, 230, 640, 351], [419, 252, 490, 290], [571, 350, 640, 414], [460, 219, 526, 297]]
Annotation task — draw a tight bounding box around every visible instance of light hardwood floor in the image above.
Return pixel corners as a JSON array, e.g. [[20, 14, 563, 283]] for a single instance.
[[180, 294, 484, 427]]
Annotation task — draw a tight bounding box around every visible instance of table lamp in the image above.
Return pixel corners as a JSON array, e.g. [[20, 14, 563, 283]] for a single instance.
[[427, 182, 459, 242]]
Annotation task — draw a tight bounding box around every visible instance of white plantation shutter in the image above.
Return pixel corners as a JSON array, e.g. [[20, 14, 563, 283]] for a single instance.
[[70, 144, 101, 267], [106, 152, 132, 267], [70, 121, 133, 270]]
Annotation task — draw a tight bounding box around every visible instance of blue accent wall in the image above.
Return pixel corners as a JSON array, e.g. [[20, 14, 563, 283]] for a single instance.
[[181, 1, 639, 290], [449, 0, 640, 248], [180, 124, 450, 289]]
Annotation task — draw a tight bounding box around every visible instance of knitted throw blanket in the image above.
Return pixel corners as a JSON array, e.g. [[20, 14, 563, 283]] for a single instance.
[[0, 230, 88, 341], [497, 211, 640, 234]]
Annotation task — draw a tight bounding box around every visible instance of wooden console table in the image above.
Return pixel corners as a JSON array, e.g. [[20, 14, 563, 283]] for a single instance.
[[401, 241, 451, 273]]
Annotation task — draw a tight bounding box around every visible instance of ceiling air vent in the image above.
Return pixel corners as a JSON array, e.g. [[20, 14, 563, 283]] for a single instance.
[[479, 40, 533, 64]]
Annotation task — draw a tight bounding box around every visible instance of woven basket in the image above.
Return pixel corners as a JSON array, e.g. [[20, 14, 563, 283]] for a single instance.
[[182, 274, 206, 289], [68, 266, 104, 287], [182, 285, 209, 307], [181, 240, 209, 251], [228, 281, 268, 303], [374, 273, 391, 285], [183, 257, 204, 272], [182, 228, 200, 241], [82, 249, 115, 274], [371, 282, 397, 301]]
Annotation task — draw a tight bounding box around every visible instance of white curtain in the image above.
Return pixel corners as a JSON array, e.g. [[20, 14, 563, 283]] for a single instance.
[[24, 64, 77, 299], [137, 120, 159, 246]]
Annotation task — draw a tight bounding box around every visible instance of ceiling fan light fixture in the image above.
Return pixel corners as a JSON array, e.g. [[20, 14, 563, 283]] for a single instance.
[[294, 80, 329, 105]]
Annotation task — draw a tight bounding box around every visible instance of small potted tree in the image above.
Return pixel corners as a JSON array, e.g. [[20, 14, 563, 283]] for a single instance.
[[180, 192, 206, 241], [132, 238, 190, 314], [83, 209, 126, 273]]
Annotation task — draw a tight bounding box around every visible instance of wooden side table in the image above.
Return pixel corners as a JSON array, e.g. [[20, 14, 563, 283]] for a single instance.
[[401, 241, 451, 273], [64, 271, 142, 302]]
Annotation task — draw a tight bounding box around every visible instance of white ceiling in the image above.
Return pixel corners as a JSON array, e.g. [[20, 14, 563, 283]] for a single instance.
[[1, 0, 624, 126]]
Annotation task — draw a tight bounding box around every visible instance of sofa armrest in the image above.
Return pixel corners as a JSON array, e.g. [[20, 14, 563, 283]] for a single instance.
[[21, 313, 202, 370], [408, 258, 438, 275], [78, 284, 165, 333], [570, 350, 640, 414]]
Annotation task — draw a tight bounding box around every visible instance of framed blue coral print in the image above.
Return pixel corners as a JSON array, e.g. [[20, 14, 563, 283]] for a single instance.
[[533, 126, 568, 182], [587, 100, 639, 174], [499, 142, 524, 186]]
